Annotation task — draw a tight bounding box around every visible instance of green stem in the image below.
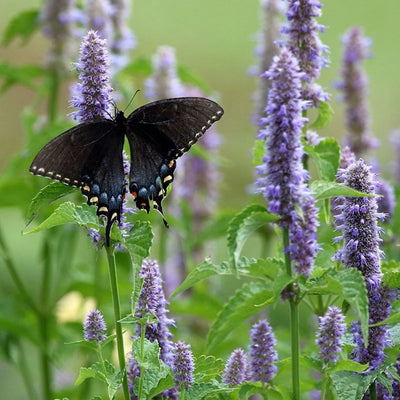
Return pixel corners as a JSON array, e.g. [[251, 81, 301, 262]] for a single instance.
[[369, 381, 377, 400], [17, 342, 38, 400], [48, 69, 59, 123], [105, 245, 130, 400], [39, 239, 53, 400], [283, 228, 300, 400], [137, 322, 146, 400]]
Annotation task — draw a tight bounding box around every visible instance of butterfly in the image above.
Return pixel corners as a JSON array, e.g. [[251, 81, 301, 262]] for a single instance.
[[30, 97, 224, 245]]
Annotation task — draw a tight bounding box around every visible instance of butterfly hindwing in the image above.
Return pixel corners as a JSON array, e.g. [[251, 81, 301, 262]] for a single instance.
[[30, 120, 126, 244], [126, 97, 224, 215]]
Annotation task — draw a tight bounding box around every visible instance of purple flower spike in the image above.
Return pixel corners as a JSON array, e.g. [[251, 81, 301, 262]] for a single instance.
[[316, 306, 346, 364], [172, 341, 195, 390], [41, 0, 78, 72], [338, 27, 378, 156], [145, 46, 185, 100], [375, 178, 395, 223], [251, 0, 285, 123], [289, 193, 320, 278], [222, 348, 247, 386], [249, 320, 278, 383], [71, 30, 113, 122], [135, 259, 175, 367], [351, 285, 396, 370], [83, 309, 107, 343], [334, 159, 384, 289], [85, 0, 113, 45], [284, 0, 329, 106], [256, 48, 308, 226]]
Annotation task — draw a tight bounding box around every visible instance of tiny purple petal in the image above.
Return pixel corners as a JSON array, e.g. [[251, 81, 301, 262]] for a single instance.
[[172, 341, 194, 389], [83, 309, 107, 343], [222, 348, 248, 386]]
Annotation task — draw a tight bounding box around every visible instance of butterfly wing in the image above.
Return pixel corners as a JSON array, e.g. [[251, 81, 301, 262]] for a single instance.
[[30, 120, 126, 244], [126, 97, 224, 217]]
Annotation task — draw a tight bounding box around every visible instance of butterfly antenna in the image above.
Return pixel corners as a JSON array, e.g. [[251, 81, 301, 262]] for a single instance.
[[124, 89, 141, 113], [90, 103, 114, 120]]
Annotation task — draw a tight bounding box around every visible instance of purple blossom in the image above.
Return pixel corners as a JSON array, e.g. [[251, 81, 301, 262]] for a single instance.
[[351, 285, 395, 370], [71, 30, 113, 122], [109, 0, 136, 71], [248, 319, 278, 383], [289, 193, 319, 277], [135, 259, 175, 367], [334, 159, 384, 289], [41, 0, 78, 72], [315, 306, 346, 363], [256, 48, 308, 226], [251, 0, 285, 123], [172, 341, 195, 390], [375, 178, 395, 223], [85, 0, 114, 45], [337, 27, 378, 156], [222, 348, 248, 386], [283, 0, 329, 106], [83, 309, 107, 343], [256, 48, 319, 277], [145, 46, 185, 100], [127, 354, 140, 400]]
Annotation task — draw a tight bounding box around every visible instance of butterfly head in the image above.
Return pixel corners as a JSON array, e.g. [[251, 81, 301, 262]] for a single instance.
[[115, 110, 127, 127]]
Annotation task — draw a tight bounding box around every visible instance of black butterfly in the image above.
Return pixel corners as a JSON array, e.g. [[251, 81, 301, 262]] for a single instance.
[[30, 97, 224, 245]]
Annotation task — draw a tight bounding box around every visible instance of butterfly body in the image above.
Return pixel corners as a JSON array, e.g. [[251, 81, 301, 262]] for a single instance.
[[30, 97, 224, 245]]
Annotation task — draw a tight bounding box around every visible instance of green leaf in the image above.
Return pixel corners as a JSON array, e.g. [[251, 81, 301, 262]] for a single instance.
[[75, 363, 107, 386], [171, 259, 231, 298], [329, 360, 368, 373], [331, 370, 373, 400], [177, 65, 213, 95], [24, 201, 98, 234], [123, 220, 153, 266], [2, 9, 40, 45], [227, 204, 278, 270], [252, 139, 265, 166], [310, 180, 374, 200], [388, 324, 400, 346], [144, 364, 175, 398], [27, 181, 76, 222], [370, 311, 400, 327], [0, 62, 44, 93], [194, 355, 224, 383], [306, 138, 340, 181], [185, 382, 231, 399], [132, 338, 161, 370], [236, 256, 281, 281], [310, 100, 334, 129], [207, 281, 272, 352]]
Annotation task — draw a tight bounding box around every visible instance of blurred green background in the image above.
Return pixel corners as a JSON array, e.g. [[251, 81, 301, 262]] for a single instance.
[[1, 1, 400, 399], [1, 0, 400, 207]]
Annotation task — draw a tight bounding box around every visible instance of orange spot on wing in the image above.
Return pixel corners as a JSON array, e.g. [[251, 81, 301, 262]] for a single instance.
[[131, 191, 138, 199], [168, 160, 175, 168]]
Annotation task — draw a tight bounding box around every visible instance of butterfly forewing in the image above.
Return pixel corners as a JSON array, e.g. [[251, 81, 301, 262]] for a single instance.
[[126, 97, 224, 214], [30, 120, 126, 243]]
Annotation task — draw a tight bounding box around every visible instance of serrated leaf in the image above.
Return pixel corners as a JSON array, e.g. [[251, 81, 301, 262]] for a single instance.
[[24, 201, 98, 234], [207, 281, 272, 353], [75, 363, 107, 386], [370, 311, 400, 327], [144, 364, 174, 398], [236, 256, 281, 280], [238, 382, 265, 399], [227, 204, 278, 270], [310, 100, 334, 129], [310, 180, 374, 200], [27, 181, 76, 222], [252, 139, 265, 165], [132, 338, 161, 370], [194, 355, 224, 382], [306, 138, 340, 181], [0, 62, 44, 93], [331, 370, 373, 400], [124, 221, 153, 267], [2, 9, 40, 45], [185, 382, 231, 399]]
